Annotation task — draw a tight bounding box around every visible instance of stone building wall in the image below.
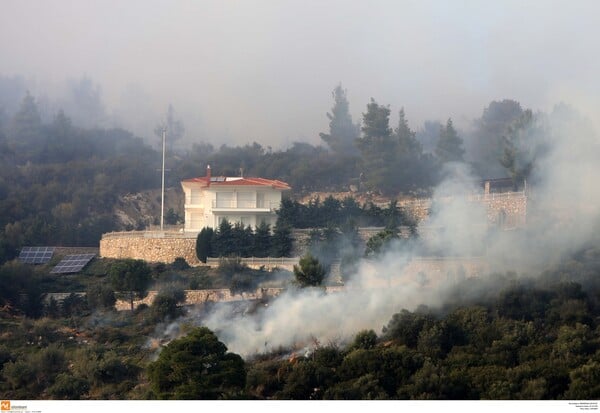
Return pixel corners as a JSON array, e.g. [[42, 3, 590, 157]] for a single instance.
[[481, 193, 527, 228], [400, 192, 527, 229]]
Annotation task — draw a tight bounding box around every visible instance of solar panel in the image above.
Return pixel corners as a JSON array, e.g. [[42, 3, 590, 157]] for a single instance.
[[18, 247, 55, 264], [50, 254, 96, 274]]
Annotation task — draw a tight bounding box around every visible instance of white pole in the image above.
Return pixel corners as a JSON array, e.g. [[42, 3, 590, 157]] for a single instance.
[[161, 128, 166, 231]]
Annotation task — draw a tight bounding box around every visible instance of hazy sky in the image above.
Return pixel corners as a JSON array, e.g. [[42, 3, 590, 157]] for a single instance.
[[1, 0, 599, 147]]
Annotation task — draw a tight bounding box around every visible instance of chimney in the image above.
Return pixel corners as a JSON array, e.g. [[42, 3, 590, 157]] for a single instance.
[[206, 164, 211, 186]]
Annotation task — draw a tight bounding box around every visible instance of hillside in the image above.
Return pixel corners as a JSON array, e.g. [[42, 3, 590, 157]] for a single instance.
[[113, 187, 184, 230]]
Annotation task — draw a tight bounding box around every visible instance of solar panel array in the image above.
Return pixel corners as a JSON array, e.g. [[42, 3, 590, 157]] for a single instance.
[[50, 254, 96, 274], [18, 247, 55, 264]]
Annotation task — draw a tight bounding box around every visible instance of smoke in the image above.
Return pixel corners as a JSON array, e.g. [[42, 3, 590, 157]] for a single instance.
[[198, 166, 488, 357], [3, 2, 600, 147], [179, 104, 600, 358], [483, 105, 600, 272]]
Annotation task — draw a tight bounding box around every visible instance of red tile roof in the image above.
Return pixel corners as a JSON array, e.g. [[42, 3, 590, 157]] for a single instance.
[[182, 176, 291, 190]]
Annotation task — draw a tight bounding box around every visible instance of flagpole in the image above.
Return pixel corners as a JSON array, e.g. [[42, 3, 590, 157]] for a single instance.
[[161, 127, 166, 231]]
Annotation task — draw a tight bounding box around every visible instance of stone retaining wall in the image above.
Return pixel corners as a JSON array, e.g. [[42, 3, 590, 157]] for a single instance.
[[115, 287, 295, 311], [100, 234, 200, 265]]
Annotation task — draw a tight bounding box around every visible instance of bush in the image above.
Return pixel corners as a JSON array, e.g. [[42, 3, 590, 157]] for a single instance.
[[87, 284, 116, 311], [350, 330, 378, 350], [218, 257, 247, 279], [172, 257, 190, 270], [293, 253, 325, 287], [147, 327, 246, 399], [48, 373, 90, 399], [151, 287, 186, 321], [189, 270, 213, 290]]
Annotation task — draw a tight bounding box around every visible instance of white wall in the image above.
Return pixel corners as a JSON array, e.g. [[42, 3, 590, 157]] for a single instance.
[[183, 183, 285, 232]]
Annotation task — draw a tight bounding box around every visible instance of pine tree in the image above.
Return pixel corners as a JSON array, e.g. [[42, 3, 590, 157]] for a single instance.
[[271, 219, 293, 258], [435, 118, 465, 163], [10, 91, 42, 147], [395, 108, 422, 155], [253, 221, 271, 257], [319, 84, 360, 155], [293, 253, 326, 287], [356, 99, 396, 193]]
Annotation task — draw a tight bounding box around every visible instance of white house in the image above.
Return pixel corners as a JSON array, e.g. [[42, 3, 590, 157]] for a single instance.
[[181, 166, 291, 232]]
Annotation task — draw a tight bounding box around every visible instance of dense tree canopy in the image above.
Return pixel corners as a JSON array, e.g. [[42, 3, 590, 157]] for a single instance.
[[147, 327, 246, 399], [0, 86, 562, 267], [470, 99, 524, 178], [435, 118, 465, 163]]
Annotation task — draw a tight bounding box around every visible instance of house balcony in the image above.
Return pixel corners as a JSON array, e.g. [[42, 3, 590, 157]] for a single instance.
[[211, 200, 280, 212]]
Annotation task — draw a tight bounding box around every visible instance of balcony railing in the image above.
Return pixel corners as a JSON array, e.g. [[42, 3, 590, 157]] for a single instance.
[[211, 200, 280, 209]]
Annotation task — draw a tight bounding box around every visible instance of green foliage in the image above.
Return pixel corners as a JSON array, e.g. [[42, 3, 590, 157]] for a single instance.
[[253, 221, 271, 257], [565, 361, 600, 399], [151, 287, 186, 321], [271, 220, 293, 258], [147, 327, 246, 399], [2, 344, 68, 396], [350, 330, 378, 350], [319, 84, 360, 156], [277, 196, 409, 229], [2, 359, 37, 394], [355, 100, 437, 195], [356, 99, 395, 193], [93, 350, 140, 386], [293, 253, 326, 287], [0, 260, 42, 317], [365, 228, 399, 257], [171, 257, 190, 270], [189, 268, 213, 290], [0, 102, 158, 253], [195, 227, 214, 263], [435, 118, 465, 163], [276, 359, 336, 399], [108, 259, 152, 311], [48, 373, 90, 399], [500, 109, 547, 186], [60, 293, 90, 317], [471, 99, 524, 178], [217, 256, 247, 279]]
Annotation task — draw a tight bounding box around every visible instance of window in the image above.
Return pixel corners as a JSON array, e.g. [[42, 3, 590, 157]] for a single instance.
[[190, 213, 204, 229], [237, 192, 255, 208], [190, 189, 202, 205], [216, 192, 234, 208]]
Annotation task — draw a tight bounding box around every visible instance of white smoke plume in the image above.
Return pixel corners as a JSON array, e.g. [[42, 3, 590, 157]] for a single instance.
[[179, 104, 600, 358]]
